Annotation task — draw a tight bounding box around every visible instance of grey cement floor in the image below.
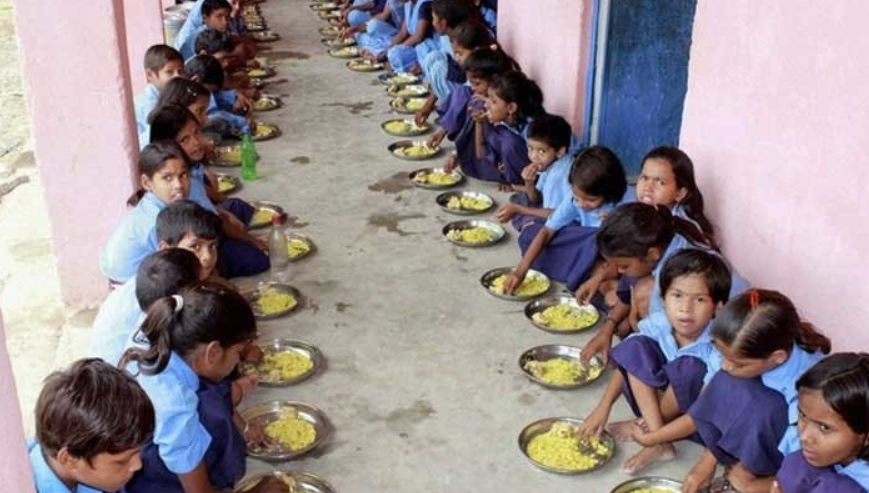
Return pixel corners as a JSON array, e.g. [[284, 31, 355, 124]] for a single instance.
[[0, 0, 707, 490]]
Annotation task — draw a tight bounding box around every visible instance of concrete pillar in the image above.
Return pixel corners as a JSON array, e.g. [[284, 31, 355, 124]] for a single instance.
[[0, 309, 36, 493], [123, 0, 167, 92], [13, 0, 139, 307]]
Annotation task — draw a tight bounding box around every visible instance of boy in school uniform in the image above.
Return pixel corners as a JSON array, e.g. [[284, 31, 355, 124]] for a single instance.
[[184, 55, 251, 136], [176, 0, 232, 60], [135, 45, 184, 145], [28, 359, 154, 493], [194, 28, 254, 93]]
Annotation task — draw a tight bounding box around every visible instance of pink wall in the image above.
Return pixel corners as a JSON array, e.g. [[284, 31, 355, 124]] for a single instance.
[[498, 0, 594, 133], [680, 1, 869, 350], [14, 0, 140, 307], [0, 309, 36, 493], [123, 0, 167, 92]]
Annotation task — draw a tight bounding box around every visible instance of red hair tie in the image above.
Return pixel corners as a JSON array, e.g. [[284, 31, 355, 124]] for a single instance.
[[748, 289, 760, 308]]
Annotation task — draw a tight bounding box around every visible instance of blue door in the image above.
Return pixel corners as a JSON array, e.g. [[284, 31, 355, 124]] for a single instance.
[[586, 0, 698, 176]]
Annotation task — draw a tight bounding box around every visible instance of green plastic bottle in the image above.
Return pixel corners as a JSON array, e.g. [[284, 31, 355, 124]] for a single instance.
[[240, 125, 258, 181]]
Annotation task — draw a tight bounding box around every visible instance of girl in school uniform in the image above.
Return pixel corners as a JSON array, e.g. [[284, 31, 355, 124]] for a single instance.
[[416, 0, 476, 101], [580, 203, 749, 365], [580, 250, 732, 475], [351, 0, 407, 60], [120, 284, 284, 493], [631, 290, 831, 493], [385, 0, 438, 73], [502, 145, 629, 294], [774, 352, 869, 493], [100, 142, 191, 284]]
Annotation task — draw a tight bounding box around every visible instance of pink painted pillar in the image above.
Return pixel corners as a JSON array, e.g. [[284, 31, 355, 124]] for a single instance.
[[0, 309, 36, 493], [123, 0, 167, 92], [13, 0, 139, 307], [498, 0, 594, 133]]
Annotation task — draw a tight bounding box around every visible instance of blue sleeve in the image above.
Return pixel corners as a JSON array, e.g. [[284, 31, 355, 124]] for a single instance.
[[100, 225, 151, 283], [544, 199, 578, 232], [214, 90, 238, 110], [154, 400, 212, 473], [207, 109, 248, 133]]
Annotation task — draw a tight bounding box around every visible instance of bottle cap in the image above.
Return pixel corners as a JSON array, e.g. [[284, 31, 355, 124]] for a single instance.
[[271, 213, 285, 226]]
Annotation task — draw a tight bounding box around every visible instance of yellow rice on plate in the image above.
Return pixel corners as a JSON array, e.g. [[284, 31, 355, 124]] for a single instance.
[[264, 408, 317, 451], [446, 227, 494, 245], [523, 358, 604, 385], [256, 288, 298, 315], [412, 170, 459, 186], [247, 350, 313, 382], [527, 422, 610, 472], [287, 238, 311, 259], [489, 274, 549, 297], [532, 304, 598, 330], [393, 143, 438, 158], [447, 195, 491, 211]]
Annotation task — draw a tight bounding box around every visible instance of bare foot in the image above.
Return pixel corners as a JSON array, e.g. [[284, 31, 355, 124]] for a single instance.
[[623, 443, 677, 475], [606, 418, 646, 442]]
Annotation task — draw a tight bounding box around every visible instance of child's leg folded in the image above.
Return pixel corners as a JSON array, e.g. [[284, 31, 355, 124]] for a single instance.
[[518, 223, 599, 286], [218, 239, 269, 278]]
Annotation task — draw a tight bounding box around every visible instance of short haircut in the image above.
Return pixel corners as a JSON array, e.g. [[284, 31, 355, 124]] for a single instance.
[[194, 28, 232, 56], [143, 44, 183, 72], [35, 359, 154, 462], [432, 0, 476, 29], [202, 0, 232, 17], [135, 248, 202, 311], [527, 113, 572, 151], [156, 200, 222, 246], [568, 145, 627, 204], [149, 104, 199, 141], [659, 249, 732, 304], [463, 45, 520, 81], [184, 54, 225, 88]]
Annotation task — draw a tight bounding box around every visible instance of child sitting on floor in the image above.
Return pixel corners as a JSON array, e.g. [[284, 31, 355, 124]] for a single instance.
[[418, 0, 476, 100], [632, 290, 831, 493], [774, 352, 869, 493], [384, 0, 437, 73], [580, 250, 731, 474], [349, 0, 406, 60], [135, 45, 184, 146], [29, 359, 154, 493], [120, 285, 284, 493], [503, 145, 628, 294], [100, 142, 191, 284], [177, 0, 232, 61], [184, 55, 251, 137]]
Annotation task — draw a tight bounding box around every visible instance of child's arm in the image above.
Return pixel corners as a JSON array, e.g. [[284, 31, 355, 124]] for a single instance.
[[217, 209, 267, 250], [502, 226, 555, 293], [494, 203, 555, 223], [389, 23, 410, 49], [427, 128, 447, 149], [180, 463, 285, 493], [682, 449, 718, 493], [580, 300, 629, 366], [726, 463, 775, 493], [634, 413, 697, 446], [579, 370, 624, 437], [400, 19, 431, 47], [415, 94, 438, 126], [473, 112, 487, 160]]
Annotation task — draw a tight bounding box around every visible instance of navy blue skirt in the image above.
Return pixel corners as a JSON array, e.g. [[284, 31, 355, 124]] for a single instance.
[[518, 222, 600, 291], [217, 198, 270, 278]]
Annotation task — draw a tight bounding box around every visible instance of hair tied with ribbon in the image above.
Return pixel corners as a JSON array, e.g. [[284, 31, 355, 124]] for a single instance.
[[171, 294, 184, 313], [748, 289, 760, 309]]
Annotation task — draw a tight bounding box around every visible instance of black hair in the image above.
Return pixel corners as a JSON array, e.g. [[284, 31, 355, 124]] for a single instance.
[[597, 203, 715, 259], [527, 113, 572, 152], [448, 19, 493, 50], [184, 54, 225, 88], [642, 146, 716, 246], [143, 44, 183, 72], [568, 145, 627, 204], [118, 283, 256, 375], [128, 141, 190, 207], [156, 200, 222, 246], [135, 248, 201, 314], [35, 358, 154, 462], [194, 28, 232, 56], [711, 289, 832, 359], [149, 104, 199, 144], [490, 70, 544, 123], [798, 353, 869, 460], [463, 45, 520, 81], [659, 249, 732, 304], [432, 0, 477, 29], [151, 79, 210, 126], [202, 0, 232, 17]]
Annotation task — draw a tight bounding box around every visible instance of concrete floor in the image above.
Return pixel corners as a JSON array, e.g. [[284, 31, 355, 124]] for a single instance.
[[1, 0, 708, 490]]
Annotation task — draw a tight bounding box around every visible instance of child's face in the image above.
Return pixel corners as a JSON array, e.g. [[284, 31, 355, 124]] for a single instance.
[[176, 119, 207, 162], [142, 158, 190, 204], [188, 95, 210, 127], [204, 8, 230, 31], [450, 39, 472, 66], [713, 339, 786, 379], [176, 232, 218, 280], [485, 88, 516, 124], [432, 11, 448, 34], [146, 60, 184, 91], [468, 74, 490, 97], [663, 273, 718, 341], [64, 448, 143, 492], [571, 184, 604, 212], [527, 138, 564, 169], [204, 339, 251, 382], [637, 157, 687, 207], [604, 251, 659, 278], [798, 388, 866, 468]]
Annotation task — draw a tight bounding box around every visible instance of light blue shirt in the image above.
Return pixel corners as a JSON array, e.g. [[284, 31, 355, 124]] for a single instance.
[[636, 310, 721, 385], [208, 95, 248, 133], [761, 344, 824, 455], [836, 460, 869, 490], [136, 352, 211, 475], [88, 278, 145, 366], [100, 193, 167, 283], [214, 89, 237, 109], [544, 188, 634, 231], [176, 23, 207, 60], [521, 119, 583, 158], [535, 153, 572, 210], [135, 84, 160, 138], [28, 441, 104, 493], [189, 163, 217, 213]]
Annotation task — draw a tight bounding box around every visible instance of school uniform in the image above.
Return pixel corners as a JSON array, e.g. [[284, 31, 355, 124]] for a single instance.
[[479, 4, 497, 35], [777, 452, 868, 493], [134, 84, 160, 141], [176, 24, 208, 61], [347, 0, 387, 27], [420, 34, 465, 101], [520, 117, 584, 158], [356, 0, 405, 57], [28, 441, 104, 493], [446, 88, 504, 183], [228, 16, 248, 37], [611, 310, 719, 419], [100, 192, 166, 284], [125, 353, 244, 493], [509, 152, 572, 232], [207, 94, 248, 136], [387, 0, 437, 73], [214, 197, 270, 279], [88, 277, 145, 367], [484, 122, 529, 185]]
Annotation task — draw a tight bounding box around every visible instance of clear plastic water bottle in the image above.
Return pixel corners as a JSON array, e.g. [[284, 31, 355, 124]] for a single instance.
[[268, 213, 289, 270], [240, 125, 258, 181]]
